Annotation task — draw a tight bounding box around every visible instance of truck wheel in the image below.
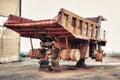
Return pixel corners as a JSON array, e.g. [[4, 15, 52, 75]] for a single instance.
[[75, 59, 86, 68]]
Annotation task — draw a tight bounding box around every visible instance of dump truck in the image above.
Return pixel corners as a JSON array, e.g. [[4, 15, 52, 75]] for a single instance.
[[4, 8, 106, 72]]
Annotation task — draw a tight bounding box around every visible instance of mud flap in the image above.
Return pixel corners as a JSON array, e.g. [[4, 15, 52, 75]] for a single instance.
[[39, 60, 51, 72], [75, 59, 86, 68]]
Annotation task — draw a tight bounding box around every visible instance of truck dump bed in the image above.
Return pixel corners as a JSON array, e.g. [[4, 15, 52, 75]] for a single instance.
[[4, 8, 106, 42]]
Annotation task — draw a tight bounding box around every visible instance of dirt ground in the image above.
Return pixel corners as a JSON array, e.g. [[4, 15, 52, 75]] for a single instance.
[[0, 55, 120, 80]]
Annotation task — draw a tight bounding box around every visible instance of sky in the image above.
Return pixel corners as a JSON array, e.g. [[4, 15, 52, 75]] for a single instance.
[[20, 0, 120, 52]]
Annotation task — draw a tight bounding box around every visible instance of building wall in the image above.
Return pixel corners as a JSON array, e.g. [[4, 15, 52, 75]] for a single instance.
[[0, 26, 20, 63]]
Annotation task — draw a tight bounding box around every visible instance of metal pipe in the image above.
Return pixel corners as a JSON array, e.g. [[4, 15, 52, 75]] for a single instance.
[[65, 37, 68, 48], [30, 37, 33, 50]]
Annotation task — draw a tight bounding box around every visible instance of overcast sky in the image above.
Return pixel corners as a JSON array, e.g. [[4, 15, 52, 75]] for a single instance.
[[20, 0, 120, 52]]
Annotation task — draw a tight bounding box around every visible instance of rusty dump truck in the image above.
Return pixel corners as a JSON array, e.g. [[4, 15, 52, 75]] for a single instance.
[[4, 8, 106, 72]]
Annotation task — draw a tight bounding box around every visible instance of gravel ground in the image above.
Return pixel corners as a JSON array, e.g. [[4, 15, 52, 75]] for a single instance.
[[0, 55, 120, 80]]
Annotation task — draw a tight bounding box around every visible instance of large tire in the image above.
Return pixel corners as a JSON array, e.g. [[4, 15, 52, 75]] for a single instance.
[[70, 49, 80, 61], [29, 49, 39, 59], [29, 49, 44, 59], [95, 53, 102, 62], [60, 49, 69, 60]]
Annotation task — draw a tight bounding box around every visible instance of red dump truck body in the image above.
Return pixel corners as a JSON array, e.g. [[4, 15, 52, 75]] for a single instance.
[[4, 8, 107, 71]]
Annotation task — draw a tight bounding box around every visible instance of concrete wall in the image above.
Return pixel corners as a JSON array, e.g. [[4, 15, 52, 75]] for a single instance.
[[0, 26, 20, 63]]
